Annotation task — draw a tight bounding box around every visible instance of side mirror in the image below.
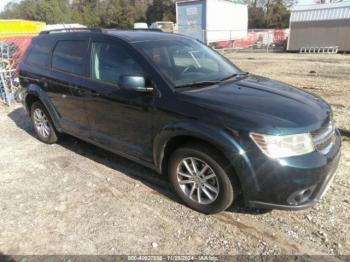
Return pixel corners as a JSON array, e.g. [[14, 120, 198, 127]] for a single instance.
[[119, 75, 154, 93]]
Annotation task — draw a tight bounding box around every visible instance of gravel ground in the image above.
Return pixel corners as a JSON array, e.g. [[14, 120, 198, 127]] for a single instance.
[[0, 53, 349, 256]]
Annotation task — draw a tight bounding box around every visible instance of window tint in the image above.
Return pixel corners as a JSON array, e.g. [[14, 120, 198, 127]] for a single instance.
[[26, 38, 52, 67], [134, 38, 240, 88], [91, 42, 143, 85], [52, 40, 87, 76], [171, 46, 219, 72], [138, 45, 173, 82]]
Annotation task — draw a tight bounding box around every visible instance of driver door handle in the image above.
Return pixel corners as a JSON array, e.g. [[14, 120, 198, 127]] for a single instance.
[[89, 90, 101, 97]]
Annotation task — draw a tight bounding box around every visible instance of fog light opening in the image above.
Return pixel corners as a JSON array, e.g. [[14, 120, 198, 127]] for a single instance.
[[287, 186, 316, 206]]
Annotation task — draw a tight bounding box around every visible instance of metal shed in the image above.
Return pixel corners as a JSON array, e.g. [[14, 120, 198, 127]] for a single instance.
[[287, 2, 350, 52]]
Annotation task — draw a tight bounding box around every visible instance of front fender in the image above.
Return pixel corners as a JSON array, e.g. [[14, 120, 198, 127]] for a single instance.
[[24, 84, 62, 132], [153, 120, 260, 195]]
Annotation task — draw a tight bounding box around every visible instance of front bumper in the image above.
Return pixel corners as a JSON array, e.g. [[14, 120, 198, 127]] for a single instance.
[[237, 130, 342, 210], [248, 162, 338, 210]]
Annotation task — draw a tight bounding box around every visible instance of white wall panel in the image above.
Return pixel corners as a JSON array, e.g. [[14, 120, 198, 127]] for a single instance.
[[291, 2, 350, 22]]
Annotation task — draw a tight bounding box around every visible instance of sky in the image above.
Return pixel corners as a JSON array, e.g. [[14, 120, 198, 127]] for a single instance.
[[0, 0, 20, 12], [0, 0, 330, 12], [298, 0, 317, 4]]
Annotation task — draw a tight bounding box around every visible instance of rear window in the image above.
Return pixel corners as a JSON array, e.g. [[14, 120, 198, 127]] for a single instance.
[[26, 38, 52, 67], [52, 40, 88, 76]]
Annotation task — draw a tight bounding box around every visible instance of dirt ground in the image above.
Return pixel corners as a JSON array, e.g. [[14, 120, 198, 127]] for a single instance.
[[0, 53, 349, 256]]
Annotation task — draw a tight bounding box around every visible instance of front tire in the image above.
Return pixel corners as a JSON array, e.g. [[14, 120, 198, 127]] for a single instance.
[[169, 144, 235, 214], [30, 101, 58, 144]]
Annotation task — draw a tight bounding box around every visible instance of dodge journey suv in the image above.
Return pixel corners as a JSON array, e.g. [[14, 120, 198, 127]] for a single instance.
[[19, 29, 341, 214]]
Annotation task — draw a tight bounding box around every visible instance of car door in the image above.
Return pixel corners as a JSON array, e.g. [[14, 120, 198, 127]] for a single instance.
[[83, 38, 156, 161], [22, 37, 74, 121], [49, 38, 90, 136]]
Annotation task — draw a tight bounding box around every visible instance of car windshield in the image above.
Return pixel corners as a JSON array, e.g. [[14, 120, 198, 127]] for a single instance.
[[133, 38, 241, 88]]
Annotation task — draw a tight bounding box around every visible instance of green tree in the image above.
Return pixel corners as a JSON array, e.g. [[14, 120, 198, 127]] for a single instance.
[[1, 0, 72, 24], [245, 0, 293, 28], [134, 0, 149, 22], [99, 0, 122, 28], [72, 0, 102, 27], [265, 0, 291, 28], [118, 0, 137, 28], [0, 0, 292, 29], [0, 2, 20, 19], [146, 0, 175, 24], [248, 6, 266, 28]]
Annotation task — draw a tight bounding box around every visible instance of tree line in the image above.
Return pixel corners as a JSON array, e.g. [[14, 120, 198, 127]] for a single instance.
[[0, 0, 297, 29], [0, 0, 175, 28], [246, 0, 297, 28]]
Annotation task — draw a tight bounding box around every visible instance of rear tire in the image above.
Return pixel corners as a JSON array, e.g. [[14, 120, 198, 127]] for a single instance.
[[30, 101, 58, 144], [169, 143, 235, 214]]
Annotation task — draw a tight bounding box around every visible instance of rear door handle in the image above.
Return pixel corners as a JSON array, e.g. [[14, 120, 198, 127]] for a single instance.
[[69, 85, 86, 96], [83, 89, 100, 97], [39, 78, 48, 88], [90, 90, 100, 97], [77, 89, 85, 96]]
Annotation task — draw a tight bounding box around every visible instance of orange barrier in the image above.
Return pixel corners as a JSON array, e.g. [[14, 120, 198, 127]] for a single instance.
[[0, 20, 45, 70], [210, 29, 290, 50], [0, 36, 34, 69]]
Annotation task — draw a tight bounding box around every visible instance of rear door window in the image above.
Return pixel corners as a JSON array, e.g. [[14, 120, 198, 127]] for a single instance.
[[52, 40, 88, 76], [26, 38, 52, 67]]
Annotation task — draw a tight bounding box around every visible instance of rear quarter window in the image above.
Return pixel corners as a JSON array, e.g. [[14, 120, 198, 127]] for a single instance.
[[52, 40, 88, 76], [26, 38, 52, 67]]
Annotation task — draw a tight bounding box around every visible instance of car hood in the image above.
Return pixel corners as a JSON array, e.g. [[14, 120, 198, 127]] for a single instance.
[[179, 75, 331, 134]]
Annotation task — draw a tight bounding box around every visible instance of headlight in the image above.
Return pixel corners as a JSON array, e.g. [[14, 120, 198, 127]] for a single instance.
[[250, 132, 314, 158]]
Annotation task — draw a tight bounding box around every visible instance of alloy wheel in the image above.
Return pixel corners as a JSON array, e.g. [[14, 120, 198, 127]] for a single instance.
[[33, 108, 51, 138], [176, 157, 219, 205]]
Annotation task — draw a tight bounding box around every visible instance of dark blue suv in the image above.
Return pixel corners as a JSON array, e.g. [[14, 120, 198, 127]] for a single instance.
[[19, 29, 341, 214]]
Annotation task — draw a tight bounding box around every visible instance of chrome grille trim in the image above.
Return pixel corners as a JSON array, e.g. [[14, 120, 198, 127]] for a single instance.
[[311, 121, 336, 155]]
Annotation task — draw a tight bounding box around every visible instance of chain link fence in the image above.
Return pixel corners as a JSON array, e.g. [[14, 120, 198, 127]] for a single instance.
[[201, 29, 289, 53], [0, 32, 37, 105]]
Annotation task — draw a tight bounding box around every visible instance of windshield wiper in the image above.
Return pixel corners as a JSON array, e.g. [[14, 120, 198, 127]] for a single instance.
[[175, 80, 222, 89], [220, 72, 249, 82], [175, 72, 249, 89]]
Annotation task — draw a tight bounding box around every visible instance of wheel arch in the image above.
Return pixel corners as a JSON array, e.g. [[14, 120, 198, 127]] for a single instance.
[[153, 121, 261, 200], [24, 84, 62, 132], [161, 135, 231, 173], [154, 121, 244, 178], [25, 94, 40, 114]]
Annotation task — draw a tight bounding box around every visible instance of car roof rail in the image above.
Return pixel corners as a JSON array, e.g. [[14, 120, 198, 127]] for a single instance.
[[39, 28, 102, 35], [133, 28, 163, 32]]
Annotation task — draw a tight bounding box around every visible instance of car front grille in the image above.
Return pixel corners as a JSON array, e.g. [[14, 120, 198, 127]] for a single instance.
[[311, 121, 336, 155]]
